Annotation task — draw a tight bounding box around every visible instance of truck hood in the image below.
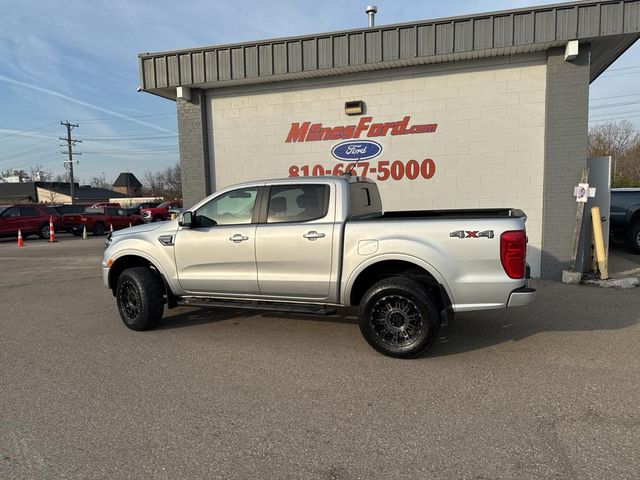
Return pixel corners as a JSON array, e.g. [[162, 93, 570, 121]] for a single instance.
[[110, 222, 166, 238]]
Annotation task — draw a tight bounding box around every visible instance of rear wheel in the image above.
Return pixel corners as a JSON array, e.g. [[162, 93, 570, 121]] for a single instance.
[[629, 223, 640, 253], [93, 223, 105, 236], [358, 277, 440, 358], [116, 267, 164, 331], [152, 216, 163, 222]]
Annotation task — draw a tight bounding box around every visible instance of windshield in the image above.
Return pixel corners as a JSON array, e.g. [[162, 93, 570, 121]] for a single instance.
[[0, 205, 8, 215], [157, 202, 171, 209]]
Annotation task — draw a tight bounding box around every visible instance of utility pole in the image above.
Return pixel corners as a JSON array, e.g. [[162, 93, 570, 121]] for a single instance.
[[60, 121, 82, 204]]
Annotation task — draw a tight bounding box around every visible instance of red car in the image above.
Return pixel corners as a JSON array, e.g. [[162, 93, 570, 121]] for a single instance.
[[61, 206, 144, 236], [0, 204, 60, 239], [140, 201, 182, 223]]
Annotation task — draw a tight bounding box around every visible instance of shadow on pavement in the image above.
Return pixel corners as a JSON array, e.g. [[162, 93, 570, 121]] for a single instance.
[[154, 279, 640, 356]]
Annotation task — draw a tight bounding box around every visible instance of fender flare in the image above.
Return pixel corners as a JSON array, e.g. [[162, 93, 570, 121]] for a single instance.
[[342, 253, 455, 307], [107, 248, 170, 289]]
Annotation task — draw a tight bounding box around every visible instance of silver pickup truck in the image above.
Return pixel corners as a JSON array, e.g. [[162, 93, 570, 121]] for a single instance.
[[103, 175, 535, 358]]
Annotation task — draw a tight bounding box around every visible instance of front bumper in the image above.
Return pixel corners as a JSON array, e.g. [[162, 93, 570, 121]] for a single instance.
[[507, 279, 536, 307], [102, 265, 111, 289]]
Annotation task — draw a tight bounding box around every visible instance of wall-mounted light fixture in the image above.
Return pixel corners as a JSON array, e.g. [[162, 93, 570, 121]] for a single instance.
[[345, 100, 365, 115]]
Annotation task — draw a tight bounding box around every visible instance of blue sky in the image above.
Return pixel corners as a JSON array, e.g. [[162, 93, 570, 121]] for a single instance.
[[1, 0, 639, 184]]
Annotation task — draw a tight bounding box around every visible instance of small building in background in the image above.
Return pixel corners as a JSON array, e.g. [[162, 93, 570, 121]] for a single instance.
[[0, 183, 37, 203], [112, 172, 142, 197], [34, 183, 128, 204]]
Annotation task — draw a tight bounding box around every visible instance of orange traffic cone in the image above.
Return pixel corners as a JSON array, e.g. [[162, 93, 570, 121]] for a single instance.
[[17, 229, 24, 247], [48, 215, 57, 242]]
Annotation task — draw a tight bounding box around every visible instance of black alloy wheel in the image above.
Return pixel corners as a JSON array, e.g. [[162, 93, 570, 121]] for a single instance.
[[115, 267, 164, 331], [359, 277, 440, 358]]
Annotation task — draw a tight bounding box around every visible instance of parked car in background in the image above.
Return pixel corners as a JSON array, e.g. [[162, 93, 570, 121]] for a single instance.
[[61, 206, 143, 236], [140, 201, 182, 223], [610, 188, 640, 252], [126, 202, 161, 215], [0, 204, 60, 239]]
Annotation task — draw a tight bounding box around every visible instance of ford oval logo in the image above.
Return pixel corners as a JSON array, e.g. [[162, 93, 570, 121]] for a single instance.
[[331, 140, 382, 161]]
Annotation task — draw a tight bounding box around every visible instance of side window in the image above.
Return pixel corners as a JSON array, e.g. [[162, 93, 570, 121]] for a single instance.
[[107, 208, 118, 216], [117, 209, 128, 216], [2, 207, 20, 218], [267, 184, 329, 224], [19, 206, 38, 217], [194, 187, 258, 227]]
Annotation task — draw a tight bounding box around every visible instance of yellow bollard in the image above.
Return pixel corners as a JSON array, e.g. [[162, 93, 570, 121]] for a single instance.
[[170, 212, 177, 220], [591, 206, 609, 280]]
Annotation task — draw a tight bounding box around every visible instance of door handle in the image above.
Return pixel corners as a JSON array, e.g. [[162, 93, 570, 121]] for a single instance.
[[229, 234, 249, 243], [303, 231, 325, 240]]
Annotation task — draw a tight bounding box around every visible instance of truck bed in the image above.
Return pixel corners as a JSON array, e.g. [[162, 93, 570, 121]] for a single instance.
[[369, 208, 525, 221]]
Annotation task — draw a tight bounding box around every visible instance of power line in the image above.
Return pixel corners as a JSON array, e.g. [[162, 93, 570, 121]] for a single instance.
[[74, 112, 176, 122], [589, 99, 640, 110], [0, 122, 59, 141], [590, 92, 640, 102], [82, 135, 177, 141], [589, 113, 640, 123]]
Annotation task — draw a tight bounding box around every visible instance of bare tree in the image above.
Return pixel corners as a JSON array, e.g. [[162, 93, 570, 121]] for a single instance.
[[588, 120, 640, 187], [89, 175, 112, 189], [27, 165, 54, 182], [142, 163, 182, 199]]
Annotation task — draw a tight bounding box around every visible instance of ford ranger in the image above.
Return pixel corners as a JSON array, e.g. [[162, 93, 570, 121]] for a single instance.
[[102, 176, 535, 358]]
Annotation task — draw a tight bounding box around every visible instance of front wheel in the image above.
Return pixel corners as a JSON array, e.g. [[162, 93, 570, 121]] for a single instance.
[[116, 267, 164, 331], [359, 277, 440, 358], [93, 223, 105, 236], [629, 223, 640, 253], [38, 223, 50, 239]]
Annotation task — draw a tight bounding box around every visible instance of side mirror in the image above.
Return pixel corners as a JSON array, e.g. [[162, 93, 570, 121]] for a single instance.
[[179, 211, 192, 227]]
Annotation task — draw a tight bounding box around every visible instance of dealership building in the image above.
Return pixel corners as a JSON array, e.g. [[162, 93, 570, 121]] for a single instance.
[[138, 1, 640, 278]]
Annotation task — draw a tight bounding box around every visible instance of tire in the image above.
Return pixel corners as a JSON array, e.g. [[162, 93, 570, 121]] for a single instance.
[[38, 223, 50, 240], [152, 216, 163, 223], [134, 221, 143, 226], [72, 230, 82, 237], [358, 277, 440, 358], [115, 267, 164, 331], [93, 222, 105, 236], [629, 223, 640, 253]]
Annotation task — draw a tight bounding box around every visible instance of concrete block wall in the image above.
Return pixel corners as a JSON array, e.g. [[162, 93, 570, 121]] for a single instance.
[[541, 47, 590, 279], [206, 54, 548, 276], [177, 90, 210, 210]]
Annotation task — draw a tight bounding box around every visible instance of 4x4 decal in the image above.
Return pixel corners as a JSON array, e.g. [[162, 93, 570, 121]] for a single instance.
[[449, 230, 494, 239]]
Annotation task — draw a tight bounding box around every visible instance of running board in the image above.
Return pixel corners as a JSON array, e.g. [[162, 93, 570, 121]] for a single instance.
[[178, 297, 339, 315]]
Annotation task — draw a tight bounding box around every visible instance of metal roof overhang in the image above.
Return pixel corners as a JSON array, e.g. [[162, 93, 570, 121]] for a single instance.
[[138, 1, 640, 100]]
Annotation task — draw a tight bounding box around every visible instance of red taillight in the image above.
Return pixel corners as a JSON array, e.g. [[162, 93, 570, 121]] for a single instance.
[[500, 230, 526, 279]]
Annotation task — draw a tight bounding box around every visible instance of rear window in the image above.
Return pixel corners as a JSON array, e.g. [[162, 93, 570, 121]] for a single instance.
[[84, 207, 105, 214], [19, 206, 39, 217], [348, 182, 382, 219]]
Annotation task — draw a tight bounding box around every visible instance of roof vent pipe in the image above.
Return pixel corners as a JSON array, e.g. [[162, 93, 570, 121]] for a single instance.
[[366, 5, 377, 27]]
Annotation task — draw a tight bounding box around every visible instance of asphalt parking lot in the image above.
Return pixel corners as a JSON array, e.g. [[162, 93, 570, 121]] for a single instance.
[[1, 237, 639, 479]]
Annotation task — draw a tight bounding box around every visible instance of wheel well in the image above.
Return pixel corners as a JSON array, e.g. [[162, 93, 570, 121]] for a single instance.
[[630, 209, 640, 225], [349, 260, 450, 311], [108, 255, 176, 308]]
